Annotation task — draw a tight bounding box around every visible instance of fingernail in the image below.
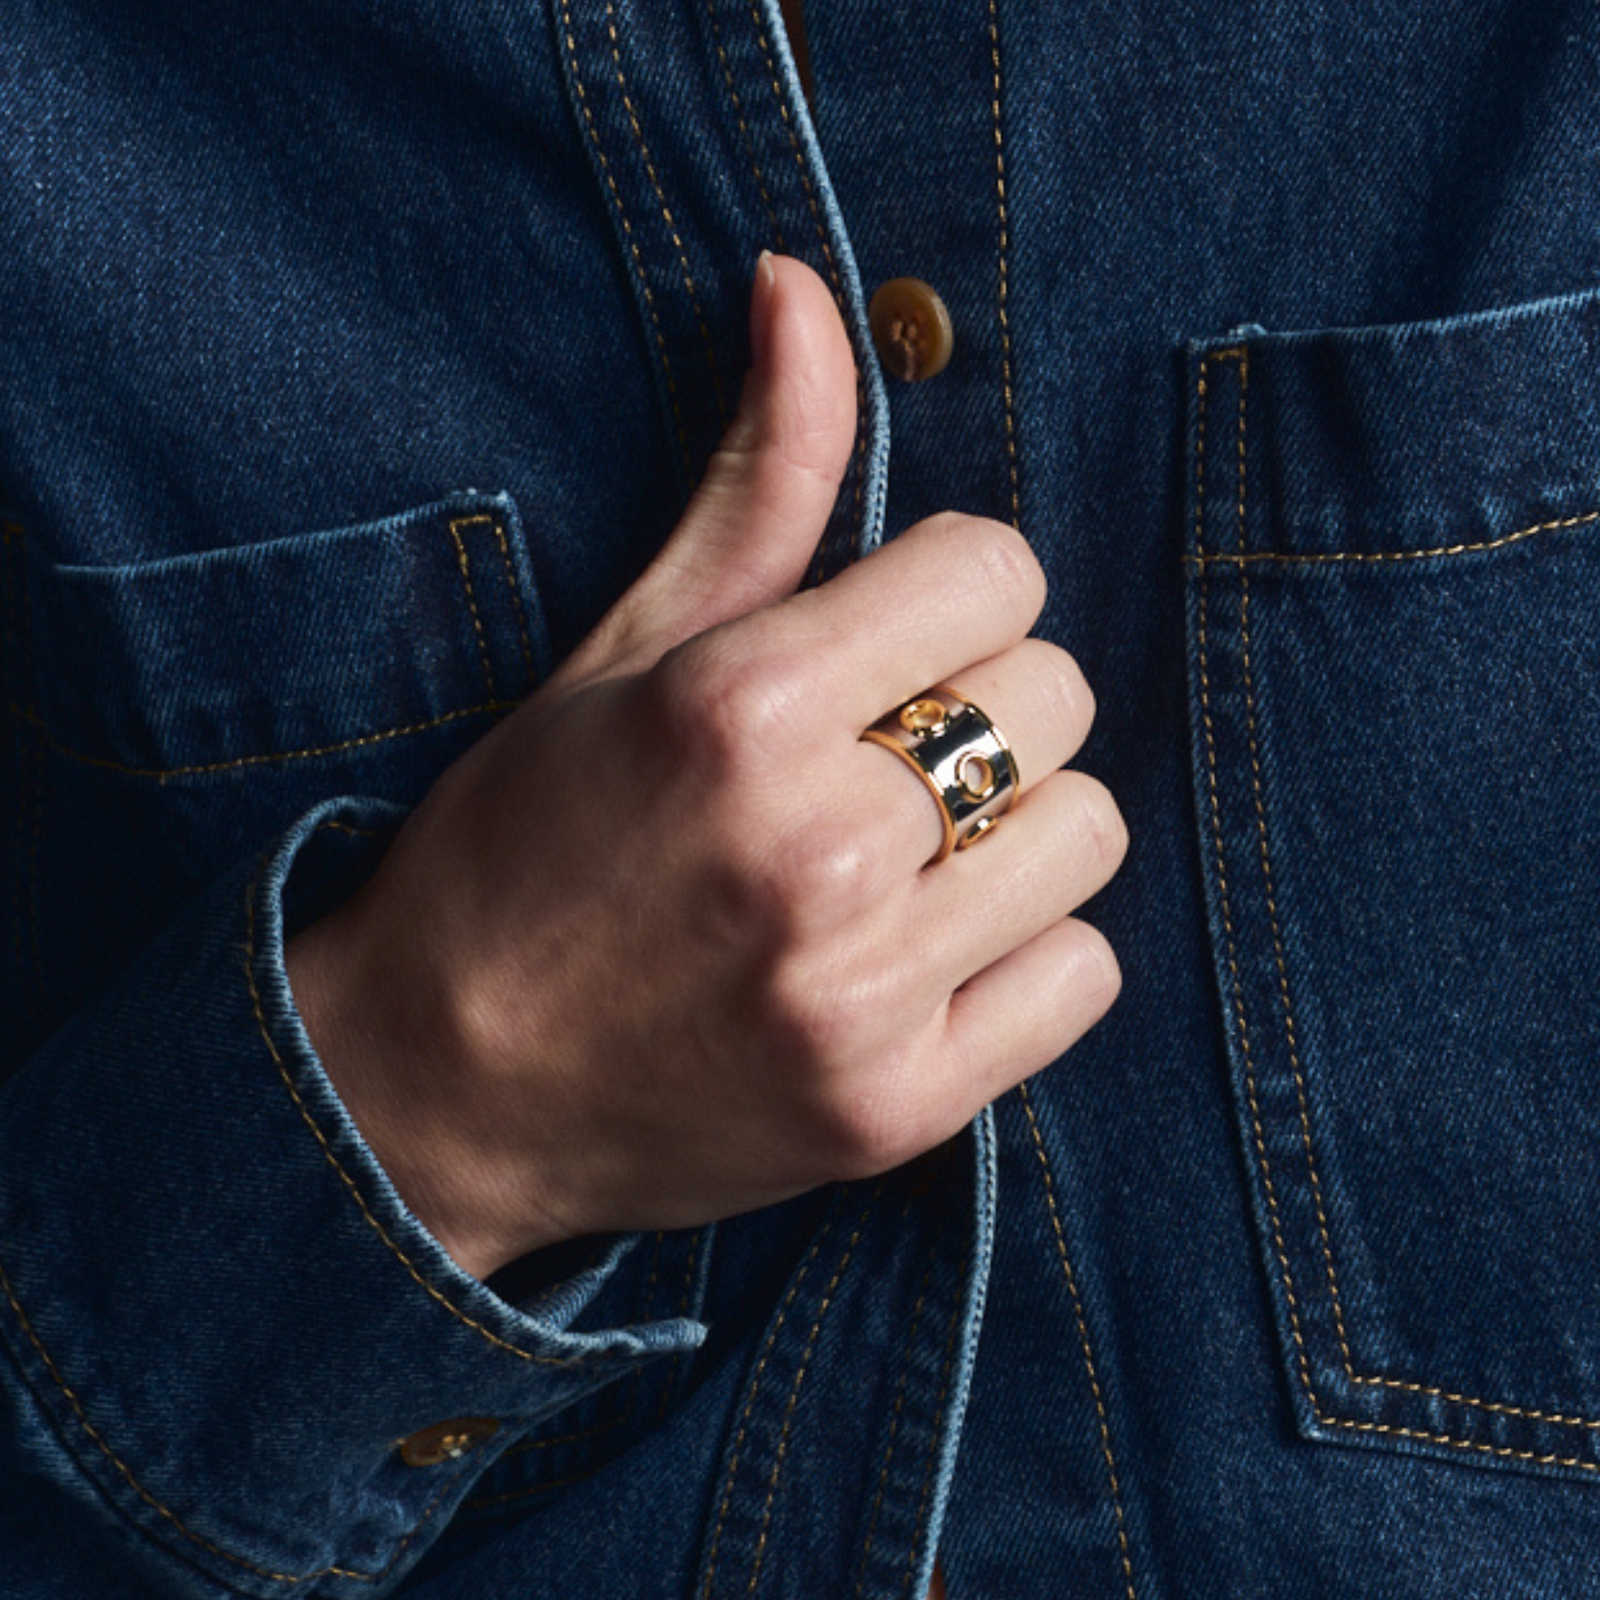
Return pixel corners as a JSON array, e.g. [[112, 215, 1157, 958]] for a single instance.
[[750, 250, 778, 368]]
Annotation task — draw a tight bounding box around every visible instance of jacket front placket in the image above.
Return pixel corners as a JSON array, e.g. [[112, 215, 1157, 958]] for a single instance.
[[547, 4, 993, 1596]]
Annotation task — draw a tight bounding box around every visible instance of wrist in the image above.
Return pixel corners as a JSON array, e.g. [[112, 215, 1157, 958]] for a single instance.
[[284, 890, 572, 1279]]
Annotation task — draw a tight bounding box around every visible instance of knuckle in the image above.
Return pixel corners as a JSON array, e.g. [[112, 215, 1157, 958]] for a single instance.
[[761, 948, 895, 1064], [652, 636, 806, 772], [725, 821, 875, 942], [755, 958, 928, 1178], [777, 821, 876, 924], [813, 1074, 921, 1180]]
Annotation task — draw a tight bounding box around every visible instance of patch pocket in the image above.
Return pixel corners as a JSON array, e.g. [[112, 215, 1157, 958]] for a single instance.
[[7, 491, 550, 1026], [1184, 291, 1600, 1483]]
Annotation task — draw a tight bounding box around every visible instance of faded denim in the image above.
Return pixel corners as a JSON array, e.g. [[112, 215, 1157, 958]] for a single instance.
[[6, 2, 1600, 1596]]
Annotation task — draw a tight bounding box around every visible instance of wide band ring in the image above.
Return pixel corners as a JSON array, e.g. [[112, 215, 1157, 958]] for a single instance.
[[861, 686, 1020, 863]]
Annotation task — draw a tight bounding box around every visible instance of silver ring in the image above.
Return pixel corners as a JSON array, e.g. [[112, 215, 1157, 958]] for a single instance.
[[861, 686, 1019, 863]]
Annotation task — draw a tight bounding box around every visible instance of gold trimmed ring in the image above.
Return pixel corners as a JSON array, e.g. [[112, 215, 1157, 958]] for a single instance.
[[861, 685, 1020, 863]]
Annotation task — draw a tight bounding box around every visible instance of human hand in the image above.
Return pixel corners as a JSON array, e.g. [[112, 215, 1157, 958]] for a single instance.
[[287, 255, 1126, 1280]]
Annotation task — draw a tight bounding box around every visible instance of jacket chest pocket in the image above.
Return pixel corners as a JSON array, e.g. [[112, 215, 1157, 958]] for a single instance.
[[5, 492, 549, 1042], [1184, 293, 1600, 1483]]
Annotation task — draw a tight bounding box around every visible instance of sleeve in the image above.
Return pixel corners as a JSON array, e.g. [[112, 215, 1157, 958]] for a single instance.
[[0, 795, 705, 1599]]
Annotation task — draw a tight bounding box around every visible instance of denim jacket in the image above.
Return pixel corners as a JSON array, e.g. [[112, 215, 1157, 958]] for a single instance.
[[7, 4, 1600, 1597]]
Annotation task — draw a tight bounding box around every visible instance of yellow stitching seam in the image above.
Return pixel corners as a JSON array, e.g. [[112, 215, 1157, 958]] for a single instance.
[[1204, 349, 1600, 1449], [1195, 354, 1322, 1412], [604, 0, 729, 427], [319, 820, 380, 841], [743, 1196, 877, 1597], [244, 844, 575, 1368], [703, 0, 787, 252], [851, 1256, 935, 1600], [482, 516, 537, 693], [1019, 1085, 1137, 1600], [560, 0, 691, 473], [1183, 508, 1600, 568], [1320, 1412, 1600, 1473], [446, 517, 498, 703], [988, 0, 1021, 531], [0, 1245, 474, 1583], [14, 698, 514, 783], [698, 1197, 842, 1600], [1235, 382, 1361, 1388]]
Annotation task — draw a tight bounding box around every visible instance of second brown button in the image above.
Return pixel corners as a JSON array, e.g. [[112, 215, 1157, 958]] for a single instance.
[[868, 277, 954, 382]]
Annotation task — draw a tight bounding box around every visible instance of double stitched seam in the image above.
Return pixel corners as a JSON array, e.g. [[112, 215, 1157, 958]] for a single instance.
[[987, 0, 1021, 530], [1183, 507, 1600, 568], [743, 1192, 879, 1598], [455, 511, 539, 696], [894, 1236, 972, 1600], [703, 0, 787, 252], [605, 0, 729, 428], [244, 837, 577, 1369], [1195, 354, 1321, 1417], [698, 1195, 843, 1600], [559, 0, 692, 478], [1200, 353, 1600, 1465], [0, 1247, 472, 1583], [744, 0, 867, 576], [852, 1248, 936, 1600], [9, 700, 516, 784], [1018, 1084, 1137, 1600], [448, 517, 499, 703], [484, 519, 537, 694]]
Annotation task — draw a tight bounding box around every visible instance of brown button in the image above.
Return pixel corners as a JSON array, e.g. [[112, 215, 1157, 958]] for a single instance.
[[397, 1417, 501, 1467], [868, 277, 954, 382]]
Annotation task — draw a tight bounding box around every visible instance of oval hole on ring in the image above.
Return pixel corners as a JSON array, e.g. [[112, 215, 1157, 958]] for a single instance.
[[957, 752, 996, 801]]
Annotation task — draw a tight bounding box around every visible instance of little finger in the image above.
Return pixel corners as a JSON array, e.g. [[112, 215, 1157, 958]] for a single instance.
[[935, 917, 1122, 1112], [910, 769, 1128, 991]]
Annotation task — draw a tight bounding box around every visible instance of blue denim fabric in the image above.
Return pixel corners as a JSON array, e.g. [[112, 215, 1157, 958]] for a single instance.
[[6, 2, 1600, 1596]]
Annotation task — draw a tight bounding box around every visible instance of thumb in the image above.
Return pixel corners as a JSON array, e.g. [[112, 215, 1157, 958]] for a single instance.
[[566, 252, 858, 681]]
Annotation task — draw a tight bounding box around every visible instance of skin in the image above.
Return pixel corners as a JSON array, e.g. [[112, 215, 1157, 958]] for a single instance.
[[286, 254, 1127, 1289]]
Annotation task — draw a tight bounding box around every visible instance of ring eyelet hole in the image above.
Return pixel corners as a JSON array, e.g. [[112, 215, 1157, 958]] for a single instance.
[[957, 751, 997, 801], [900, 698, 950, 737]]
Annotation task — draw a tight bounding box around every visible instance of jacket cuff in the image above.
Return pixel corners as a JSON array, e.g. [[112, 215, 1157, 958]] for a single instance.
[[0, 796, 705, 1598]]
